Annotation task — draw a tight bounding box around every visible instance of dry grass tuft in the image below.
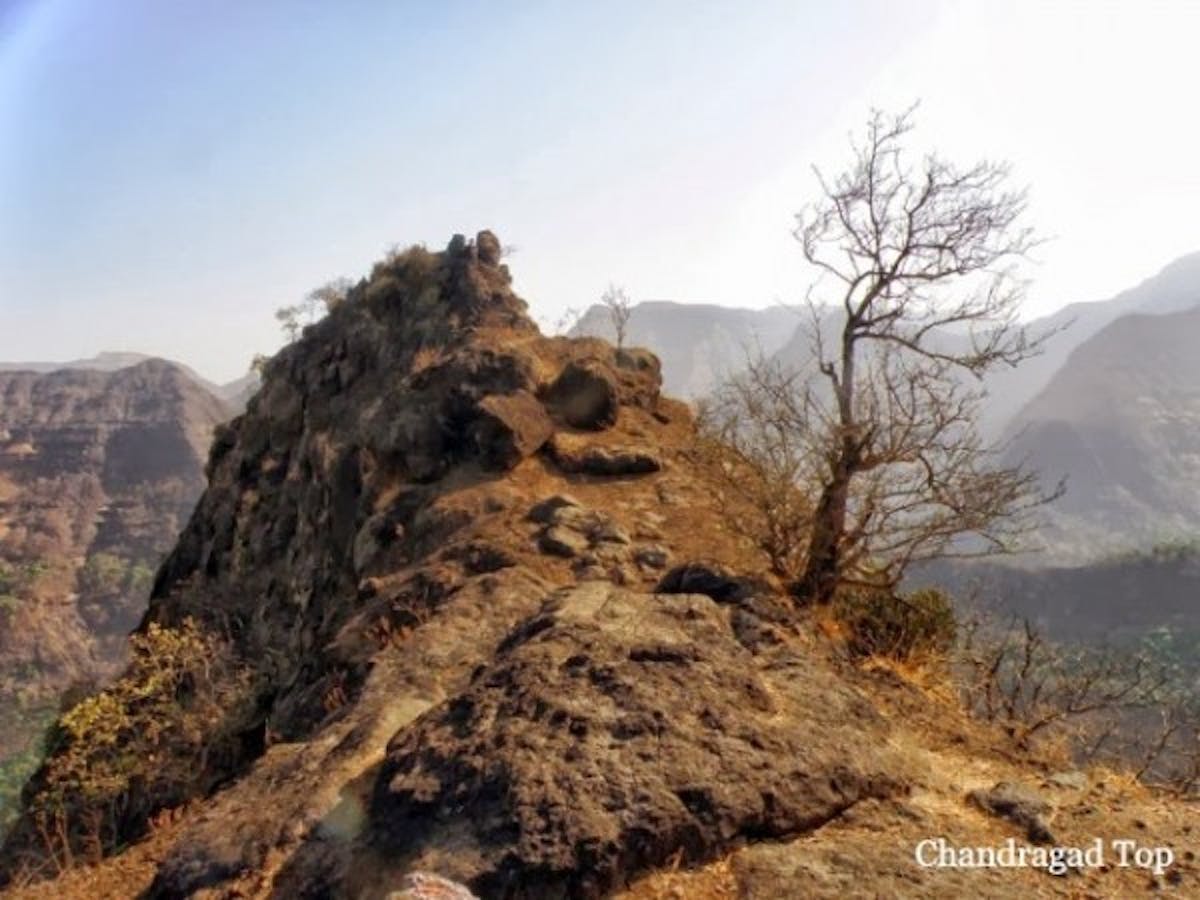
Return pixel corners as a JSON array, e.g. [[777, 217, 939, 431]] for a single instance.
[[617, 853, 738, 900]]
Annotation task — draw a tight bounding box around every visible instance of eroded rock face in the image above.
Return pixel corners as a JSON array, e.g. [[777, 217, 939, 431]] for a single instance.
[[365, 583, 903, 899]]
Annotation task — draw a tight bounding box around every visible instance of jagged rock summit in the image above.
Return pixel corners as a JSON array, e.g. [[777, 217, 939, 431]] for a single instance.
[[4, 233, 1197, 899]]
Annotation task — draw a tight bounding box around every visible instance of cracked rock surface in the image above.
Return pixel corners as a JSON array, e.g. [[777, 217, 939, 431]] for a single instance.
[[365, 583, 904, 899]]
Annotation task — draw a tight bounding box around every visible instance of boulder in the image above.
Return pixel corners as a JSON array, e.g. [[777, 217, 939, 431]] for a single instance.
[[614, 347, 660, 375], [367, 583, 902, 898], [612, 347, 663, 411], [547, 437, 662, 476], [471, 391, 554, 471], [538, 525, 590, 558], [543, 360, 620, 430], [475, 230, 503, 267], [655, 562, 770, 604], [526, 494, 583, 524], [967, 782, 1055, 844]]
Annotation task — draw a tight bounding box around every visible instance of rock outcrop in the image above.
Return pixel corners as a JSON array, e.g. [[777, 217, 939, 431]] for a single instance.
[[1, 232, 894, 895], [365, 583, 899, 898]]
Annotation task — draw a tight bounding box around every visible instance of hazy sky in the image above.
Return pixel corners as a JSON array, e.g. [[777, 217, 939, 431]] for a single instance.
[[2, 0, 1198, 382]]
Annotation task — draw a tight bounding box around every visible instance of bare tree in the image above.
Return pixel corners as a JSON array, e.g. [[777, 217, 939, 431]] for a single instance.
[[709, 107, 1059, 603], [695, 359, 814, 580], [600, 283, 633, 350], [307, 277, 353, 314], [275, 278, 353, 343], [274, 305, 302, 343]]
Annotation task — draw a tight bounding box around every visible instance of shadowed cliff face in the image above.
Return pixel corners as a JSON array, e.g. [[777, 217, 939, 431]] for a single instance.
[[0, 361, 228, 833]]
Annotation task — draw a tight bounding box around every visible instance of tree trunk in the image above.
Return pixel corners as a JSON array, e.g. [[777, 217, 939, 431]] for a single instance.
[[793, 458, 851, 605], [795, 322, 859, 605]]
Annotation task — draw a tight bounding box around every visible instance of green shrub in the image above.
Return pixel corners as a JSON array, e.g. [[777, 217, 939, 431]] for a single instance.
[[0, 559, 49, 621], [835, 587, 957, 661], [77, 553, 127, 596], [0, 702, 57, 842]]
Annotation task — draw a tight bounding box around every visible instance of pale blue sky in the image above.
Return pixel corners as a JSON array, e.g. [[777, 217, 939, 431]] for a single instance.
[[2, 1, 1199, 382]]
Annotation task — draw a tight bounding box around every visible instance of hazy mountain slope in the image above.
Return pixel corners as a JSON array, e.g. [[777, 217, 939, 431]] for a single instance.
[[570, 301, 798, 398], [0, 361, 228, 833], [1006, 306, 1200, 559], [982, 250, 1200, 432]]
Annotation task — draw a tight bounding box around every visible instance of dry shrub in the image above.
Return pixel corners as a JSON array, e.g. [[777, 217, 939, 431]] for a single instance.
[[957, 616, 1200, 794], [693, 396, 812, 582], [3, 618, 254, 879], [835, 587, 957, 662]]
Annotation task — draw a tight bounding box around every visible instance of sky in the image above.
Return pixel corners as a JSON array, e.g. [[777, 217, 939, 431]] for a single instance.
[[1, 0, 1199, 383]]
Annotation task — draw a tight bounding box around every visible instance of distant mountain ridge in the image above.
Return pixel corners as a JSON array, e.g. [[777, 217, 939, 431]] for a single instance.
[[570, 300, 799, 398], [1005, 304, 1200, 558], [0, 352, 258, 410]]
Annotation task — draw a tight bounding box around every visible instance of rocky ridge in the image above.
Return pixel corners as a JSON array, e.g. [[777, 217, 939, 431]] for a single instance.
[[2, 234, 1197, 898]]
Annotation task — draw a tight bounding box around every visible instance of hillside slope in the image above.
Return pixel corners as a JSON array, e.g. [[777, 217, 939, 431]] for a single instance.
[[0, 361, 228, 831], [1, 235, 1194, 898], [1004, 306, 1200, 559]]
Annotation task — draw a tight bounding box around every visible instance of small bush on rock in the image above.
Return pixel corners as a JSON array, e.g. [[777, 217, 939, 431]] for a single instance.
[[835, 587, 957, 662]]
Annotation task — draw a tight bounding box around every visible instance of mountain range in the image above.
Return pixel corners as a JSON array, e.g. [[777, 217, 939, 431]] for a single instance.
[[573, 252, 1200, 561], [570, 301, 800, 398]]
